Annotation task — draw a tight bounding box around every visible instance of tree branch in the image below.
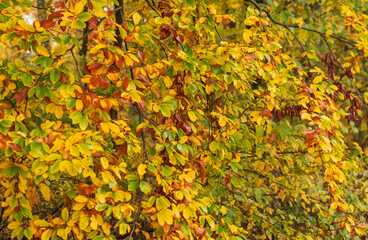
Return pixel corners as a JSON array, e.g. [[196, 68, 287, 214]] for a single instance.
[[247, 0, 355, 47]]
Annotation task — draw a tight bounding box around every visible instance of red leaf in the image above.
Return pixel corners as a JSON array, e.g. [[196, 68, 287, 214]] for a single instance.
[[304, 130, 315, 138], [0, 102, 11, 108], [89, 16, 99, 30], [136, 128, 142, 137], [138, 100, 145, 110], [115, 56, 123, 68], [91, 152, 101, 157], [121, 77, 129, 90], [92, 99, 100, 109], [9, 143, 21, 152], [116, 142, 127, 156], [77, 183, 92, 196], [99, 76, 109, 89], [183, 122, 192, 135], [15, 93, 23, 103], [49, 11, 63, 20], [345, 68, 354, 79], [138, 51, 145, 62], [90, 76, 99, 87], [176, 35, 184, 44], [113, 91, 121, 98], [82, 95, 91, 107], [54, 1, 65, 8]]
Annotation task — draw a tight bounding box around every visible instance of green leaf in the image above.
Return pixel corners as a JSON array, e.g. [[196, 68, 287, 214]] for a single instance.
[[35, 87, 47, 100], [63, 35, 71, 45], [280, 11, 288, 22], [140, 181, 150, 194], [9, 196, 18, 209], [0, 119, 12, 128], [128, 181, 139, 192], [125, 174, 139, 181], [66, 99, 76, 109], [79, 116, 88, 130], [50, 69, 60, 83], [72, 37, 80, 47], [34, 56, 46, 65], [22, 73, 32, 86], [5, 166, 18, 178], [28, 87, 38, 97], [160, 104, 171, 117], [95, 203, 108, 211], [76, 20, 86, 28], [78, 12, 92, 21], [50, 160, 61, 174], [255, 126, 264, 138], [24, 228, 33, 239], [162, 165, 173, 177]]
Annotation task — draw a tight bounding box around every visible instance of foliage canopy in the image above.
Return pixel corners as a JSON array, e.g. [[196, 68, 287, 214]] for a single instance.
[[1, 0, 368, 239]]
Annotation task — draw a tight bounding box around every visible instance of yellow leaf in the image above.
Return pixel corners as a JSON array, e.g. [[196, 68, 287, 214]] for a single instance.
[[183, 207, 191, 219], [243, 29, 251, 43], [128, 53, 140, 63], [40, 183, 51, 201], [229, 225, 239, 234], [75, 195, 88, 203], [133, 12, 141, 25], [79, 215, 89, 230], [138, 164, 147, 177], [8, 221, 21, 229], [346, 223, 351, 233], [157, 208, 173, 226], [100, 122, 110, 134], [190, 136, 202, 146], [129, 90, 141, 103], [41, 229, 51, 240], [179, 136, 188, 144], [61, 208, 69, 222], [36, 45, 49, 57], [34, 220, 50, 227], [90, 215, 98, 230], [108, 122, 120, 133], [174, 191, 183, 200], [70, 146, 80, 157], [124, 55, 134, 66], [74, 1, 85, 15], [156, 197, 170, 210], [188, 111, 197, 122], [330, 201, 338, 210], [218, 115, 227, 127], [101, 157, 109, 169], [55, 106, 63, 119], [313, 75, 323, 84], [326, 29, 333, 37], [101, 222, 111, 235], [76, 100, 83, 111]]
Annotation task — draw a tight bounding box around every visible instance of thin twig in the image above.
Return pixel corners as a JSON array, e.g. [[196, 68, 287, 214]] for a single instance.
[[144, 0, 161, 16], [128, 190, 143, 240], [248, 0, 355, 47], [71, 49, 82, 79]]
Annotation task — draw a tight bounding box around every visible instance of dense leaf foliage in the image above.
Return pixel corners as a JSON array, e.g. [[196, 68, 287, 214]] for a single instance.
[[1, 0, 368, 239]]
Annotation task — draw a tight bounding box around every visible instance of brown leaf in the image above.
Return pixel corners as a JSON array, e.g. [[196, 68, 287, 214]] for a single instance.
[[121, 77, 129, 90], [9, 143, 21, 152], [176, 35, 184, 44], [99, 76, 109, 89]]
